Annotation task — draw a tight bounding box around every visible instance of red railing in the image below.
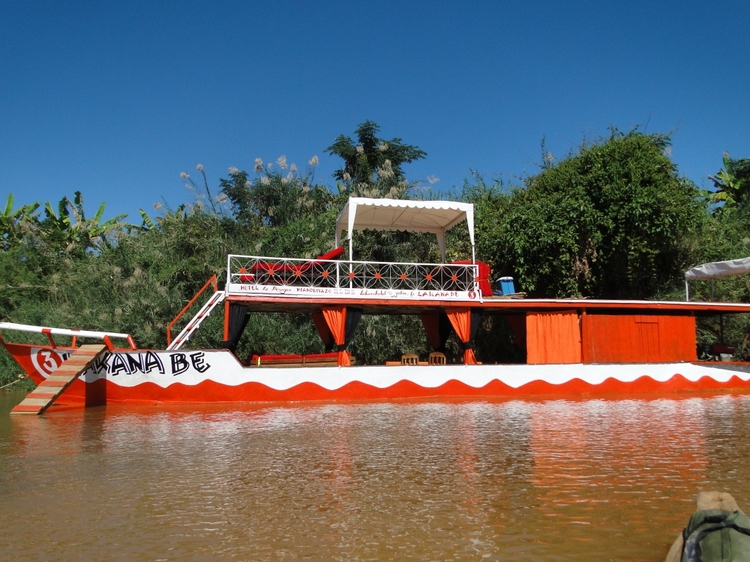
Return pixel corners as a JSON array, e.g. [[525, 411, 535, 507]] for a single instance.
[[0, 322, 137, 350]]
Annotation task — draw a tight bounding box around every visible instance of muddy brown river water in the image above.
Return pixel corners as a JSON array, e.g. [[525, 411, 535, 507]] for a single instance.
[[1, 390, 750, 561]]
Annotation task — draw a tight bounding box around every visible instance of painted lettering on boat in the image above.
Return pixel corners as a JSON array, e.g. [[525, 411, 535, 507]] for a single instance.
[[358, 289, 388, 297], [237, 284, 294, 294], [88, 351, 211, 376], [417, 290, 460, 298], [230, 283, 473, 300], [294, 287, 339, 295], [169, 352, 210, 375]]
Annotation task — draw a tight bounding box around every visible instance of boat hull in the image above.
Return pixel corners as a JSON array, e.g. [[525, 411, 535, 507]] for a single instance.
[[4, 343, 750, 405]]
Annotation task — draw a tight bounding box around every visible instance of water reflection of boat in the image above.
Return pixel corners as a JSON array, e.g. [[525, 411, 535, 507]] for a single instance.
[[2, 197, 750, 409]]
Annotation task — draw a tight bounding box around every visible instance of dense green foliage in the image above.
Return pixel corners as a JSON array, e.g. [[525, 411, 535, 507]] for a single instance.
[[2, 123, 750, 388], [468, 130, 703, 298]]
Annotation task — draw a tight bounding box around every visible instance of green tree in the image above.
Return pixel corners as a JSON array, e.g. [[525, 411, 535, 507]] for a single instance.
[[465, 129, 702, 299], [681, 154, 750, 347], [216, 158, 342, 263], [326, 120, 426, 195], [220, 159, 335, 229]]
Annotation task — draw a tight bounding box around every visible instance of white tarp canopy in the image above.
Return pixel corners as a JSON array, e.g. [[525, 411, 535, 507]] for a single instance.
[[335, 197, 475, 262], [684, 256, 750, 300], [685, 257, 750, 281]]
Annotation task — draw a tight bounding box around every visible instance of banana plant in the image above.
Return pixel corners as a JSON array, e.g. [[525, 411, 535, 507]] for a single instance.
[[42, 191, 128, 254], [138, 209, 157, 230], [1, 194, 40, 251], [71, 191, 128, 243], [708, 152, 750, 210]]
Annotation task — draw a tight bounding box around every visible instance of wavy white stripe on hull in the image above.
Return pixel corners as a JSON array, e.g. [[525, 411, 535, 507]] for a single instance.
[[24, 348, 750, 392]]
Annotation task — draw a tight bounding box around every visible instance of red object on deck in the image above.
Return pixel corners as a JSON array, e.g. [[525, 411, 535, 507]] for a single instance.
[[250, 246, 345, 276], [315, 246, 346, 261], [250, 354, 303, 361], [450, 260, 492, 296]]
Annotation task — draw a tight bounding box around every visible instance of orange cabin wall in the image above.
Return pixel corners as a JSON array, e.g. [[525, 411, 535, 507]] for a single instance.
[[525, 312, 697, 365], [581, 313, 697, 363]]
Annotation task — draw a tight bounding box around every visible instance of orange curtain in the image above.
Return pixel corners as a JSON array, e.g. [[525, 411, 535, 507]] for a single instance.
[[526, 311, 581, 364], [420, 313, 441, 349], [311, 311, 334, 351], [446, 309, 479, 365], [322, 307, 350, 366]]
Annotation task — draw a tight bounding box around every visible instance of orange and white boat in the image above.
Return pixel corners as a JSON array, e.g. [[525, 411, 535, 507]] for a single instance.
[[2, 197, 750, 409]]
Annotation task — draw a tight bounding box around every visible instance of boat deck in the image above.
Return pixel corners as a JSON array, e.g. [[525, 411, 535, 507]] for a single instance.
[[225, 293, 750, 316]]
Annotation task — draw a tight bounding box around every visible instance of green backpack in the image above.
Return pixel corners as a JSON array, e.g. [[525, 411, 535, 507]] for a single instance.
[[682, 509, 750, 562]]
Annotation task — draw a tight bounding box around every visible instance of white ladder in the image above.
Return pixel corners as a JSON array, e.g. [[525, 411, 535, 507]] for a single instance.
[[167, 291, 226, 350]]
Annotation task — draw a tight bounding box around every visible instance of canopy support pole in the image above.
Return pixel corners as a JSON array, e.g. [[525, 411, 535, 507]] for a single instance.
[[438, 233, 446, 263], [348, 237, 353, 289]]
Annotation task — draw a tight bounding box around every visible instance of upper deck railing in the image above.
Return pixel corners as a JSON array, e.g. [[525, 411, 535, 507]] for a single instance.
[[226, 255, 483, 302]]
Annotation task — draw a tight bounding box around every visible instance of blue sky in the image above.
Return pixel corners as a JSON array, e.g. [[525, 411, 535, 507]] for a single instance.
[[1, 1, 748, 223]]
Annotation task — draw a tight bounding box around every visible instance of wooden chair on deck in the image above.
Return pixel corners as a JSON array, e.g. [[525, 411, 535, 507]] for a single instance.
[[401, 353, 419, 366], [428, 352, 446, 365]]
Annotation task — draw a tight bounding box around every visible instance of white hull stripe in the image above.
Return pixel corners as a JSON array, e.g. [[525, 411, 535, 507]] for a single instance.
[[53, 349, 750, 391]]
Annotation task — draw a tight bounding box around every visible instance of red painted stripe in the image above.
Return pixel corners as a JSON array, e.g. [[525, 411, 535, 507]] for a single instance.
[[12, 405, 41, 412]]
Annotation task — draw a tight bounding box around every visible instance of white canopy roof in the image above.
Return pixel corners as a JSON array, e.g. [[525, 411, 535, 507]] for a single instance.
[[335, 197, 475, 262], [685, 257, 750, 281]]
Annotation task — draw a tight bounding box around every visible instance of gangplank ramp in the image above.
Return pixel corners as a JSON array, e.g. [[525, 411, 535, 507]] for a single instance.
[[11, 344, 108, 415]]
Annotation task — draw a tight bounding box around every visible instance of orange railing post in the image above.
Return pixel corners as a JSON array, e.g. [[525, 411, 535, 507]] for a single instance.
[[42, 328, 57, 349]]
